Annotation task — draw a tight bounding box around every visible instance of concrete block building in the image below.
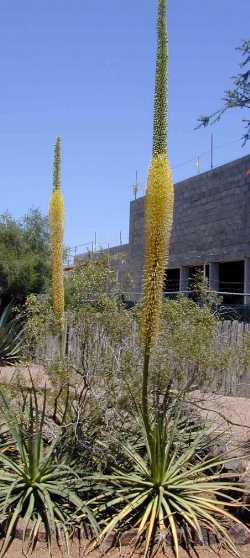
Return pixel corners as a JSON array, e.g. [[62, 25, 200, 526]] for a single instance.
[[76, 154, 250, 304], [128, 154, 250, 303]]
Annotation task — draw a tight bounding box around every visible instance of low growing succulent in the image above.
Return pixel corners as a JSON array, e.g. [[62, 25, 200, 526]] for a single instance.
[[0, 382, 98, 557], [0, 303, 24, 366], [88, 408, 247, 558]]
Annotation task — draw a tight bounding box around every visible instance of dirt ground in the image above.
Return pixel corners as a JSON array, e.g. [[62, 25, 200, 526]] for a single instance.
[[3, 539, 250, 558], [2, 366, 250, 436]]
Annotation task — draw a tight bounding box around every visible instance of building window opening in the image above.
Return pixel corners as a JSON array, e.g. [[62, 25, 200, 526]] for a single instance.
[[219, 261, 244, 305], [164, 268, 180, 296]]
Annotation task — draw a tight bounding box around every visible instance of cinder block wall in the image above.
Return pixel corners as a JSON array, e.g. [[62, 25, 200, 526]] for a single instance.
[[128, 154, 250, 297]]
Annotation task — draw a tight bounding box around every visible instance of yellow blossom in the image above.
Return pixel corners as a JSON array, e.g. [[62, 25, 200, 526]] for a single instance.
[[142, 154, 174, 351], [49, 137, 65, 333]]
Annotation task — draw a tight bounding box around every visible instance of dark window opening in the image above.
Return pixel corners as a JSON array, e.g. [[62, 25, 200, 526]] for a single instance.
[[219, 261, 244, 305], [164, 268, 180, 293]]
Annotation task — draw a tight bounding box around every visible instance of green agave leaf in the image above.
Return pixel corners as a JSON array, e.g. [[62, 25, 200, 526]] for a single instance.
[[1, 478, 23, 518], [0, 452, 24, 476], [133, 499, 154, 536], [0, 383, 95, 557], [22, 491, 35, 544], [0, 496, 24, 557], [144, 496, 158, 557], [37, 487, 56, 550], [168, 496, 202, 539], [109, 471, 153, 487], [89, 491, 150, 552], [161, 497, 179, 558], [121, 443, 150, 477], [169, 452, 242, 483], [184, 500, 239, 555], [0, 304, 24, 365]]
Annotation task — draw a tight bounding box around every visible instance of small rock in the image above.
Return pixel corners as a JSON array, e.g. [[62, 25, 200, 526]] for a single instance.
[[15, 518, 47, 542], [228, 522, 250, 545], [119, 529, 138, 545]]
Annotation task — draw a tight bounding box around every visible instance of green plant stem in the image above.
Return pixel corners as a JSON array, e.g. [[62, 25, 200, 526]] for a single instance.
[[59, 330, 64, 361], [142, 348, 151, 438]]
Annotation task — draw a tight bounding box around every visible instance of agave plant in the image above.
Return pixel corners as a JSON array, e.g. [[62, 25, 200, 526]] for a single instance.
[[0, 383, 98, 557], [88, 409, 246, 558], [0, 303, 23, 365]]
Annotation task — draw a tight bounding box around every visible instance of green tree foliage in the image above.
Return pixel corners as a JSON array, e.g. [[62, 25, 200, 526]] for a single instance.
[[65, 259, 133, 351], [0, 209, 51, 308], [197, 39, 250, 145], [66, 259, 118, 310], [189, 268, 222, 309]]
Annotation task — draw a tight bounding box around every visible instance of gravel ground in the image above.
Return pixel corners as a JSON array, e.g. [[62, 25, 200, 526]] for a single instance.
[[3, 539, 250, 558], [0, 365, 50, 388], [187, 391, 250, 452], [2, 366, 250, 467], [2, 366, 250, 441]]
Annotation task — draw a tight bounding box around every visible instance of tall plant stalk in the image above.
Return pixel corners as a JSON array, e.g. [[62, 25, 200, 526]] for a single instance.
[[141, 0, 174, 433], [49, 137, 65, 357]]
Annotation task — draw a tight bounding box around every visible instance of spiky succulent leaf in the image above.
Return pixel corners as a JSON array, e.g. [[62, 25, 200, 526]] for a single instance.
[[0, 385, 97, 557], [0, 304, 24, 366], [87, 415, 247, 558]]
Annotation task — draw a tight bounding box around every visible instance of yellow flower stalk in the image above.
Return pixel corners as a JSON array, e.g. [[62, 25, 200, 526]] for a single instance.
[[142, 0, 173, 353], [142, 154, 173, 350], [141, 0, 174, 430], [49, 137, 65, 336]]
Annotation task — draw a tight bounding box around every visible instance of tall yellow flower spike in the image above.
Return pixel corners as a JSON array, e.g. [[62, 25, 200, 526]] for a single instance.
[[142, 0, 174, 353], [142, 154, 173, 350], [141, 0, 174, 431], [49, 137, 65, 334]]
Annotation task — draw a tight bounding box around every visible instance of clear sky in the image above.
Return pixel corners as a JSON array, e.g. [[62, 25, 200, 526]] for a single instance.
[[1, 0, 249, 253]]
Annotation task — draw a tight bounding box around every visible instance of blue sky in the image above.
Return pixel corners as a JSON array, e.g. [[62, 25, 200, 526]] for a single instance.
[[1, 0, 249, 252]]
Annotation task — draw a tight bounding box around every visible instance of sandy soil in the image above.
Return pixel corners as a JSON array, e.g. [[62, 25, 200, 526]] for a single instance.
[[3, 539, 250, 558], [187, 391, 250, 454], [0, 365, 50, 389], [1, 366, 250, 437]]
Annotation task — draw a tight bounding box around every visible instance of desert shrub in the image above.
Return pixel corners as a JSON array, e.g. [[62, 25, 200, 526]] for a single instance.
[[24, 290, 250, 408], [143, 296, 250, 395], [66, 259, 118, 310], [45, 365, 142, 474], [151, 296, 218, 390], [23, 294, 57, 360]]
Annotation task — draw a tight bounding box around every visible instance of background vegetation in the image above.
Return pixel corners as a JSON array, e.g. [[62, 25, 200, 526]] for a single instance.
[[0, 209, 51, 310]]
